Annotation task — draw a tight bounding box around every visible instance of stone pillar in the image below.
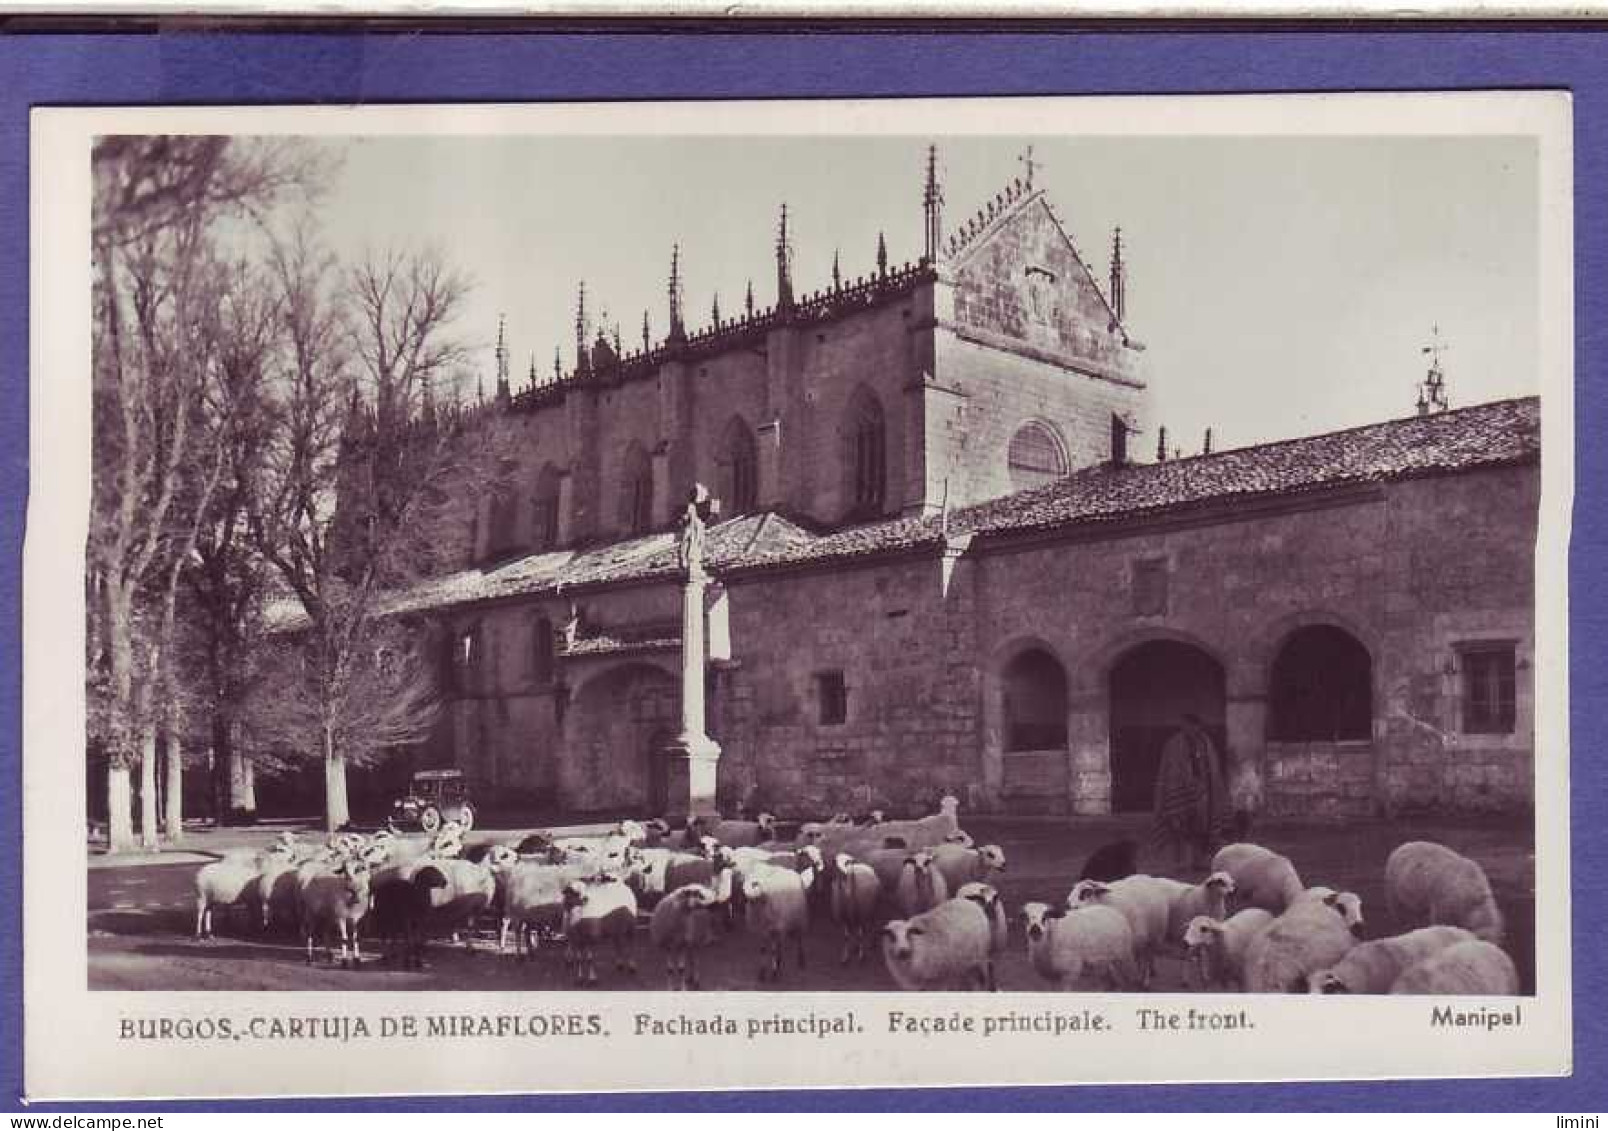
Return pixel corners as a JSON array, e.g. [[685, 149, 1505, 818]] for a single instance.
[[1224, 693, 1268, 815], [1067, 691, 1111, 816], [662, 487, 722, 820], [555, 471, 574, 548]]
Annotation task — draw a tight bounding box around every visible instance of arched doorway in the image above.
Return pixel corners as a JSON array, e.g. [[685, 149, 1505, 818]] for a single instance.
[[997, 646, 1070, 812], [565, 663, 679, 814], [645, 727, 675, 816], [1108, 640, 1227, 813], [1268, 625, 1373, 742]]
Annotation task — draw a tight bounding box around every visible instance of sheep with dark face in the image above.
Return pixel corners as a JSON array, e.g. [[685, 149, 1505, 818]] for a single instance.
[[743, 860, 818, 983], [1308, 926, 1476, 995], [369, 864, 451, 969], [1182, 909, 1275, 990], [1022, 901, 1141, 991], [894, 851, 951, 919], [1242, 890, 1360, 993], [1211, 843, 1305, 915]]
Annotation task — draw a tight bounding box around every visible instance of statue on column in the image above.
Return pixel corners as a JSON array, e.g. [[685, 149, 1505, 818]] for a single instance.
[[677, 483, 719, 575]]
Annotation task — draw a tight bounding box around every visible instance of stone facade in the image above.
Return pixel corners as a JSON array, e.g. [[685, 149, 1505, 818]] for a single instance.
[[347, 160, 1538, 823]]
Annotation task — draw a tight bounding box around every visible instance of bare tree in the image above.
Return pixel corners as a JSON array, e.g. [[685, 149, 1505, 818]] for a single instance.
[[250, 234, 499, 830], [89, 136, 322, 853]]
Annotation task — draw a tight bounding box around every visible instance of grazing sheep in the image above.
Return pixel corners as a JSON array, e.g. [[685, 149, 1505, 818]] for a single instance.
[[895, 851, 951, 919], [955, 881, 1008, 991], [1389, 939, 1520, 996], [258, 850, 305, 933], [1021, 901, 1141, 991], [1211, 843, 1305, 915], [561, 876, 640, 986], [930, 843, 1006, 893], [1077, 838, 1139, 883], [1385, 841, 1506, 944], [491, 856, 592, 959], [1242, 896, 1358, 993], [1183, 910, 1275, 990], [299, 861, 373, 968], [1068, 875, 1176, 986], [830, 853, 884, 965], [881, 897, 993, 991], [649, 883, 722, 990], [193, 855, 265, 939], [369, 864, 451, 969], [1308, 926, 1476, 994], [1162, 871, 1238, 945], [743, 861, 817, 983]]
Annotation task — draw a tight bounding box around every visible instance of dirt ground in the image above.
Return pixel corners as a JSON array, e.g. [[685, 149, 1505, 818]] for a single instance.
[[87, 814, 1536, 993]]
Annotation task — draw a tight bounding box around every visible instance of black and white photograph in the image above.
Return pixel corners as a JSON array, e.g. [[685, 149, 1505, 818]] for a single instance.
[[26, 93, 1572, 1098]]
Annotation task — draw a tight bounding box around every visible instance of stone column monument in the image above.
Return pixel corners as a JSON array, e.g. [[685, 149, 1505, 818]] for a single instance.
[[662, 484, 722, 820]]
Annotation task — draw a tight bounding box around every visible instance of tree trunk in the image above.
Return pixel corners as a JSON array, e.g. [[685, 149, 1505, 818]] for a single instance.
[[107, 760, 135, 854], [323, 725, 349, 832], [229, 750, 257, 815], [164, 735, 184, 843], [139, 726, 160, 849]]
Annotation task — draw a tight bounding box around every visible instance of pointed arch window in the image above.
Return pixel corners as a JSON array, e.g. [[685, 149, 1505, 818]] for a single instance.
[[721, 418, 758, 515], [846, 392, 887, 518], [485, 483, 520, 559], [531, 464, 562, 551], [620, 444, 654, 536], [1008, 421, 1069, 490]]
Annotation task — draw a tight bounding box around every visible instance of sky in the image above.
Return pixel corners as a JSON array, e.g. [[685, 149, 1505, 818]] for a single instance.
[[307, 132, 1539, 454]]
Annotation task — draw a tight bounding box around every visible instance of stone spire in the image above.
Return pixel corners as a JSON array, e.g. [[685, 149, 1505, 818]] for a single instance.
[[711, 291, 721, 326], [1109, 227, 1127, 323], [527, 352, 537, 390], [493, 313, 511, 405], [1203, 427, 1213, 456], [744, 278, 755, 318], [575, 281, 591, 375], [876, 230, 888, 278], [1417, 325, 1451, 416], [553, 346, 562, 384], [667, 243, 686, 343], [775, 203, 795, 312], [1156, 425, 1168, 463], [832, 249, 842, 290], [922, 144, 943, 265], [642, 309, 651, 353]]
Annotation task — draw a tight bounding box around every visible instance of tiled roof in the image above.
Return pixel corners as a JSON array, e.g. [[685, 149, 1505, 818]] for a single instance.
[[269, 397, 1537, 627], [730, 396, 1541, 572]]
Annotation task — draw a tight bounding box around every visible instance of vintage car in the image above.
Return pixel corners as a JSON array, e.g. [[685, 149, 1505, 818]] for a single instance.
[[390, 768, 475, 833]]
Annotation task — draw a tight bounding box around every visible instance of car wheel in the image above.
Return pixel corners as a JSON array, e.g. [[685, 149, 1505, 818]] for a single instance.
[[420, 807, 442, 834], [458, 805, 475, 832]]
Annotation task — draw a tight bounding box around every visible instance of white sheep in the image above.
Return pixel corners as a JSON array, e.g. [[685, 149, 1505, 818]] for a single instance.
[[1292, 886, 1368, 937], [418, 856, 497, 952], [881, 896, 993, 991], [489, 853, 591, 959], [690, 812, 776, 848], [649, 883, 722, 990], [743, 860, 817, 982], [1385, 841, 1506, 944], [955, 881, 1008, 990], [1211, 843, 1305, 914], [930, 843, 1006, 893], [867, 795, 961, 852], [1068, 874, 1175, 986], [1182, 909, 1275, 990], [1308, 925, 1476, 994], [1242, 896, 1358, 993], [830, 853, 884, 965], [193, 855, 264, 939], [1021, 901, 1141, 991], [1162, 871, 1238, 945], [561, 876, 639, 985], [299, 860, 373, 968], [1389, 938, 1520, 995], [258, 849, 305, 933], [895, 851, 951, 918]]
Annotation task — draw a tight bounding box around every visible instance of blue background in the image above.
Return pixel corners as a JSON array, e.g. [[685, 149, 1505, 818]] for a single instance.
[[2, 27, 1602, 1112]]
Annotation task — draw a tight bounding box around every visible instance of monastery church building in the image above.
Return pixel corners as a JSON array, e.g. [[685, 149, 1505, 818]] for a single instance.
[[376, 148, 1538, 823]]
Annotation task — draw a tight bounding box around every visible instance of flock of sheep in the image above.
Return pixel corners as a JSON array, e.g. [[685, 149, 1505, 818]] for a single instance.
[[190, 797, 1521, 995]]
